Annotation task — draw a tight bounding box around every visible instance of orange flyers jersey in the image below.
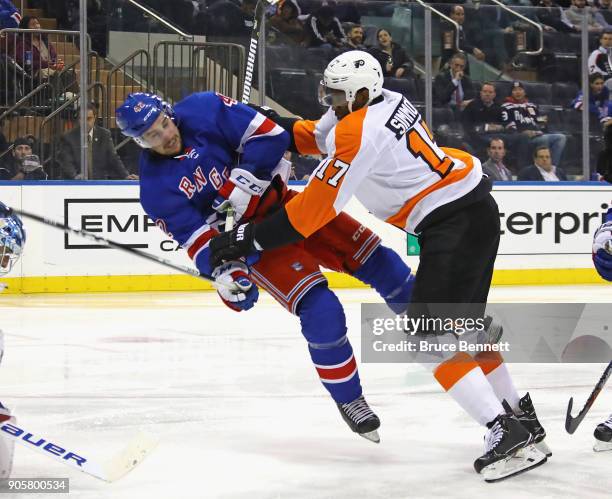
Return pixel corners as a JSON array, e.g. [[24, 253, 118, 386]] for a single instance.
[[286, 89, 484, 237]]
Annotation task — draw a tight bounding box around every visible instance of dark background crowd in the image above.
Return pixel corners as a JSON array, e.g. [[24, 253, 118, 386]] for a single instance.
[[2, 0, 612, 180]]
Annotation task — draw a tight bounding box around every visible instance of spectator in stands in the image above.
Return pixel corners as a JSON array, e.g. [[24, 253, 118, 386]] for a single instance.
[[346, 24, 366, 50], [440, 5, 485, 70], [433, 52, 475, 109], [369, 28, 415, 79], [268, 0, 305, 46], [0, 0, 20, 29], [502, 81, 567, 167], [572, 73, 612, 128], [335, 1, 360, 25], [57, 102, 138, 180], [589, 30, 612, 88], [518, 146, 568, 180], [481, 138, 514, 181], [0, 131, 7, 155], [461, 81, 529, 164], [593, 0, 612, 30], [565, 0, 605, 33], [15, 16, 64, 83], [203, 0, 256, 38], [87, 0, 109, 57], [537, 0, 578, 33], [304, 2, 346, 48], [287, 151, 319, 181], [0, 136, 46, 180]]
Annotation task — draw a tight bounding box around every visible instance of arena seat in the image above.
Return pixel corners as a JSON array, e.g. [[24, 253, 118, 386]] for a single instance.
[[552, 82, 579, 107], [383, 77, 418, 100]]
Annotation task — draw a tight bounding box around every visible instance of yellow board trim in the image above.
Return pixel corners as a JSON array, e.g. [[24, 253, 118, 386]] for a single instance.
[[0, 268, 608, 294]]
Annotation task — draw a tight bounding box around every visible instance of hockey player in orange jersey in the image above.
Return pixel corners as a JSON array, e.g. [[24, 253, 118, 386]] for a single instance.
[[210, 50, 550, 482]]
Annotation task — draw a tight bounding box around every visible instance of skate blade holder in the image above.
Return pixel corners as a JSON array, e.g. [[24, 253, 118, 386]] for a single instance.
[[483, 445, 547, 483]]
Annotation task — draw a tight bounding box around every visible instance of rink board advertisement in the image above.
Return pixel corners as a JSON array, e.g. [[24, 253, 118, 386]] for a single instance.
[[0, 182, 610, 292]]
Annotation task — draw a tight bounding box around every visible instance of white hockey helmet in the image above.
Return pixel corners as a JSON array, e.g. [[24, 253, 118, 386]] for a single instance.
[[319, 50, 383, 111]]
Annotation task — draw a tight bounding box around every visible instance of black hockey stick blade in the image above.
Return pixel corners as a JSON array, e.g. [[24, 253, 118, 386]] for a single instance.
[[565, 397, 579, 434], [565, 361, 612, 434]]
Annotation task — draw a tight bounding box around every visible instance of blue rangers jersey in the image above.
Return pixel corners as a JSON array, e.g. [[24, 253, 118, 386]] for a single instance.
[[139, 92, 289, 277], [0, 0, 20, 29]]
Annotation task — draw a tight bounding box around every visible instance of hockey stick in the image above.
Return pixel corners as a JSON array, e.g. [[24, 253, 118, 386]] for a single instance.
[[241, 0, 279, 104], [12, 208, 212, 282], [565, 361, 612, 434], [0, 417, 157, 482], [225, 206, 235, 231]]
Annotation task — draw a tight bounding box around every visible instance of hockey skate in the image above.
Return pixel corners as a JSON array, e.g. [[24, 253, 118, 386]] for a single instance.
[[594, 414, 612, 452], [474, 412, 547, 483], [506, 394, 552, 457], [337, 395, 380, 444]]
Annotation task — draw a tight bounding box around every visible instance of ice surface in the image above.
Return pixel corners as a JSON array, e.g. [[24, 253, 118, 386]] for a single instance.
[[0, 286, 611, 498]]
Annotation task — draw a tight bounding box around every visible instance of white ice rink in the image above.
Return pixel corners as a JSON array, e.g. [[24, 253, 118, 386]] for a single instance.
[[1, 285, 611, 499]]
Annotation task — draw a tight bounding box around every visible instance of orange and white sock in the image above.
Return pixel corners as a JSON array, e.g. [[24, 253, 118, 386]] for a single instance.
[[434, 352, 504, 426], [475, 351, 521, 412]]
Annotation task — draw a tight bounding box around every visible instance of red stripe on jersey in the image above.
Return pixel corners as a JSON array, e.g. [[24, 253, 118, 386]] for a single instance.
[[316, 355, 357, 381], [186, 229, 217, 260], [252, 117, 276, 137]]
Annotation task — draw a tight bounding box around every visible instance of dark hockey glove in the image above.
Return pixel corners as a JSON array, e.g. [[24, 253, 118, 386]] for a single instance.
[[209, 222, 258, 269], [248, 104, 281, 121]]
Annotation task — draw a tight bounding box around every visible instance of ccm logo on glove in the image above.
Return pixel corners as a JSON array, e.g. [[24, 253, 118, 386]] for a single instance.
[[234, 174, 265, 194]]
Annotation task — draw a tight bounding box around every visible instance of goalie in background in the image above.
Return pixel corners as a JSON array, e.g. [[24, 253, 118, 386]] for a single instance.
[[593, 125, 612, 452], [0, 200, 26, 477]]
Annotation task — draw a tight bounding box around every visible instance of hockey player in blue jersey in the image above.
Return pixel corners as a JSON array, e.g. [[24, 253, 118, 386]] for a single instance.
[[0, 0, 20, 29], [594, 129, 612, 283], [0, 200, 25, 477], [592, 129, 612, 452], [116, 91, 416, 443]]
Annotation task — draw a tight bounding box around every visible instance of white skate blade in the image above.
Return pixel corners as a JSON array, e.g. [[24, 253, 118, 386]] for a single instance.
[[593, 439, 612, 452], [535, 440, 552, 457], [359, 430, 380, 444], [483, 445, 547, 483]]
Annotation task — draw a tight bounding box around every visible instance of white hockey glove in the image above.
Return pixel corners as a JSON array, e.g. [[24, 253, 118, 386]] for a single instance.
[[0, 401, 15, 478], [212, 261, 259, 312], [212, 168, 270, 224], [593, 220, 612, 281]]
